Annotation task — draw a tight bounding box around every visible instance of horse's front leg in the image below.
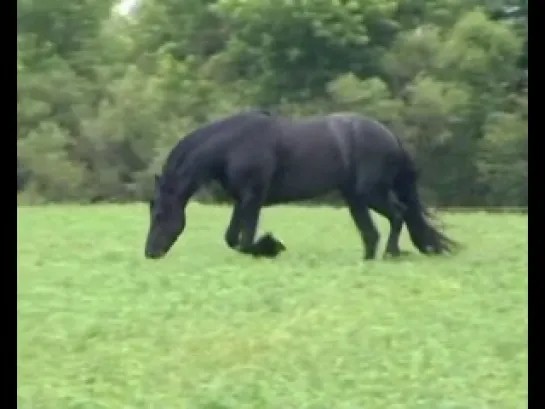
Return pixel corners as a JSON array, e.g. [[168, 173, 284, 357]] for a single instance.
[[224, 202, 243, 249], [236, 192, 264, 256], [253, 232, 286, 257], [229, 193, 285, 258]]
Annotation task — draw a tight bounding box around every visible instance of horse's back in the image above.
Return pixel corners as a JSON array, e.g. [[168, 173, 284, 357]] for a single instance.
[[265, 113, 404, 203], [327, 112, 401, 152], [276, 112, 402, 169], [330, 113, 405, 191]]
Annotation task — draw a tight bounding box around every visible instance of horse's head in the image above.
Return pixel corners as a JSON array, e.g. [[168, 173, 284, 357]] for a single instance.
[[144, 174, 186, 259]]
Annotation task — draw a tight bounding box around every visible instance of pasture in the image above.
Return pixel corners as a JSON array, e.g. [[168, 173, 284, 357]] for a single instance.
[[17, 204, 527, 409]]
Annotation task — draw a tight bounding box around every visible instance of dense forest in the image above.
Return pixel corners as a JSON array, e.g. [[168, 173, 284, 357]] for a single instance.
[[17, 0, 527, 207]]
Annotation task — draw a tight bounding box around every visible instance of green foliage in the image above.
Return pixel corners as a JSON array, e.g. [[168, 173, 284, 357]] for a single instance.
[[18, 205, 528, 408], [438, 10, 522, 91], [210, 0, 399, 103], [18, 122, 89, 202], [478, 109, 527, 205], [17, 0, 528, 206]]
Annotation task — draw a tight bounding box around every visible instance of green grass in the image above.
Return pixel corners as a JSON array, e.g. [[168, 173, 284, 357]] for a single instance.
[[17, 204, 527, 409]]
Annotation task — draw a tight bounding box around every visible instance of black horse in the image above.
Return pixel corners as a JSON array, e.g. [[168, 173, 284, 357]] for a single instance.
[[144, 110, 457, 260]]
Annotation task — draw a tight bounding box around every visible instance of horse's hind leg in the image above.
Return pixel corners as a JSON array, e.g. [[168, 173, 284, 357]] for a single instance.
[[369, 190, 407, 258], [344, 195, 380, 260]]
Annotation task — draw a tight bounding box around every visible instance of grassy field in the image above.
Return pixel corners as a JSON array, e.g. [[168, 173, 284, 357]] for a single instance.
[[17, 204, 527, 409]]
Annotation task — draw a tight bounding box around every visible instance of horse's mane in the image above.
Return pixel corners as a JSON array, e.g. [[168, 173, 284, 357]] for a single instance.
[[253, 107, 274, 116], [159, 110, 271, 181]]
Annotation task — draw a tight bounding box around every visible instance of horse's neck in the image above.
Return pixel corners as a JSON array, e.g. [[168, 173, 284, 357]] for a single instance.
[[173, 156, 209, 203]]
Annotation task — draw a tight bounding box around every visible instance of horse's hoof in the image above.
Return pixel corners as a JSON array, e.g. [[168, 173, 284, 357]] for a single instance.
[[253, 233, 286, 258], [383, 250, 410, 259], [275, 238, 286, 251]]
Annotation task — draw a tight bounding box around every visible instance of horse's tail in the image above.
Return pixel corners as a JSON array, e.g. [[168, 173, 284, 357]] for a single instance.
[[392, 150, 458, 255]]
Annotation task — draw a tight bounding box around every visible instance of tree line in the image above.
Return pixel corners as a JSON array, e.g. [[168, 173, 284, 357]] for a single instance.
[[17, 0, 527, 207]]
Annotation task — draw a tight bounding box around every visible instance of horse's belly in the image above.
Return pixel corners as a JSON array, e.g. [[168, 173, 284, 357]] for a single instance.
[[265, 167, 343, 204], [266, 130, 350, 204]]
